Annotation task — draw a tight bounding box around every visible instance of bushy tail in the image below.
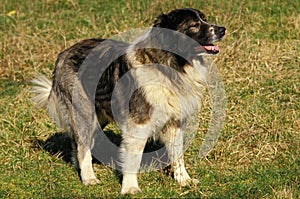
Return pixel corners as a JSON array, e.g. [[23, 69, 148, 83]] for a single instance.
[[31, 75, 52, 108]]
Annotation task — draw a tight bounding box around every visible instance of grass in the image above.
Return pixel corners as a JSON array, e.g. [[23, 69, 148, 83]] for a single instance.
[[1, 0, 299, 198]]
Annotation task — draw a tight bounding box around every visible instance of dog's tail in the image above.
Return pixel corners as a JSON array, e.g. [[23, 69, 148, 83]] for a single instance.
[[31, 75, 52, 108], [31, 74, 67, 129]]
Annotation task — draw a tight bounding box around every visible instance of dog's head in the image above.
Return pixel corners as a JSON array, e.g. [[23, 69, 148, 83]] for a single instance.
[[153, 8, 226, 55]]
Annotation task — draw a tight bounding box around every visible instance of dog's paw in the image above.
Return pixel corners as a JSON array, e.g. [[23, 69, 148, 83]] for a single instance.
[[179, 178, 199, 187], [82, 177, 100, 185], [121, 186, 141, 195]]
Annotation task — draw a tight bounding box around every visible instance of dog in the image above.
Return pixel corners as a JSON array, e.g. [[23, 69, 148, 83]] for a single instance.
[[31, 8, 225, 194]]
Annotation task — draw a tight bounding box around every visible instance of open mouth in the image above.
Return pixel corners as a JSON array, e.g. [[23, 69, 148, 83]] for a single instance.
[[194, 44, 220, 55]]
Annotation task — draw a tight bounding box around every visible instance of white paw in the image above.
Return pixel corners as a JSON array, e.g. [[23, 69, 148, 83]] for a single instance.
[[121, 186, 141, 195], [174, 169, 199, 187], [82, 177, 100, 185], [179, 178, 199, 187], [121, 173, 141, 194]]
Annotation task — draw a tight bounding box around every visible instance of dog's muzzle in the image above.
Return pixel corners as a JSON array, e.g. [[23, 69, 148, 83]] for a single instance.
[[194, 26, 226, 55]]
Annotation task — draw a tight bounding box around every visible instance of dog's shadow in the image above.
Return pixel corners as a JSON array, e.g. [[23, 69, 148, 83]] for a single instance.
[[33, 132, 73, 163], [33, 130, 168, 183]]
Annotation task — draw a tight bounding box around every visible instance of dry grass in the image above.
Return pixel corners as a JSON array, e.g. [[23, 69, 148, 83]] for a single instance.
[[1, 0, 299, 198]]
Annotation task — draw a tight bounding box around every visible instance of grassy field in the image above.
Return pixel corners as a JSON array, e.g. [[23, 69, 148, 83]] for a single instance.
[[1, 0, 299, 198]]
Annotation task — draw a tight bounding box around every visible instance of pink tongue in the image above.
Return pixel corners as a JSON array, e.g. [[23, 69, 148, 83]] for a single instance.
[[203, 45, 220, 52]]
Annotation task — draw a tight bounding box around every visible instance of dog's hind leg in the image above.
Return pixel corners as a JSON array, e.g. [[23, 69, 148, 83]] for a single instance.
[[77, 140, 100, 185], [70, 110, 100, 185]]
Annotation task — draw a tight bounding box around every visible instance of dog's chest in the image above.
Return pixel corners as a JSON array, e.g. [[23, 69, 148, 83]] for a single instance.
[[132, 60, 207, 119]]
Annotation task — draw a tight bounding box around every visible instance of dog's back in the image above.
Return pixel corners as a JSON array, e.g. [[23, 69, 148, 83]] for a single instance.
[[33, 38, 131, 129]]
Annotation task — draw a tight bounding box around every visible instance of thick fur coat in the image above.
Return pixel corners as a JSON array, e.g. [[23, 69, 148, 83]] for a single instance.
[[31, 8, 225, 194]]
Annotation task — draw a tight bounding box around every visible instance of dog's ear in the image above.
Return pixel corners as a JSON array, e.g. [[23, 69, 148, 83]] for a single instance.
[[197, 10, 207, 22], [153, 13, 168, 27]]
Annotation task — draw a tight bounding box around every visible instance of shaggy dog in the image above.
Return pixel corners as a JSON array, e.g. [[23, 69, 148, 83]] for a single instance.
[[32, 8, 225, 194]]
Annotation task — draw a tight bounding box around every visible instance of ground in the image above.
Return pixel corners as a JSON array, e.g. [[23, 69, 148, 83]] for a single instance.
[[0, 0, 299, 198]]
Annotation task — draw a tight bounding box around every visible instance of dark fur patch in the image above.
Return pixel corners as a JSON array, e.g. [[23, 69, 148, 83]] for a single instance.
[[129, 88, 152, 124]]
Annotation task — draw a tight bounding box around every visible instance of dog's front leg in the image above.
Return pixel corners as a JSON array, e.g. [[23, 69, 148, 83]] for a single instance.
[[120, 135, 148, 195], [161, 124, 199, 186], [172, 155, 199, 186]]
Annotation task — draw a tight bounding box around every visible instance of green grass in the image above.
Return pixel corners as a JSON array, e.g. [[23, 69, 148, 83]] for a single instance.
[[1, 0, 299, 198]]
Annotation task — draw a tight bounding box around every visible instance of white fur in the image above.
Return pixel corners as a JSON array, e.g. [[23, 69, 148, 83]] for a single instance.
[[77, 145, 100, 185], [30, 75, 52, 108], [121, 173, 141, 194], [173, 156, 199, 186], [128, 51, 207, 120]]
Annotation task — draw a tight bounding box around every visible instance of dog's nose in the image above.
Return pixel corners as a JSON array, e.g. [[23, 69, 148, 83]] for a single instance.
[[218, 26, 226, 36]]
